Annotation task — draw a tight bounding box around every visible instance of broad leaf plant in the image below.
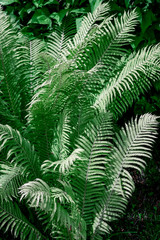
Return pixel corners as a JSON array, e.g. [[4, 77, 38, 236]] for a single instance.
[[0, 2, 159, 240]]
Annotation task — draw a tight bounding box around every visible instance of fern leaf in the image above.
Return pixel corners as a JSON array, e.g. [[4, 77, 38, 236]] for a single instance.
[[51, 109, 71, 161], [43, 148, 83, 174], [0, 9, 21, 118], [0, 164, 24, 201], [92, 114, 159, 239], [68, 2, 110, 51], [76, 9, 139, 72], [28, 39, 46, 90], [47, 17, 76, 62], [0, 124, 41, 178], [71, 112, 113, 225], [0, 201, 46, 240], [0, 9, 32, 122], [94, 44, 160, 115], [20, 178, 86, 239]]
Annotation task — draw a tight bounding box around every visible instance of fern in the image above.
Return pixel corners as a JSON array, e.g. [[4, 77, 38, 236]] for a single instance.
[[75, 9, 139, 72], [0, 200, 46, 240], [94, 44, 160, 116], [71, 112, 113, 225], [20, 178, 86, 240], [0, 124, 41, 178], [0, 1, 159, 239], [68, 2, 110, 51], [91, 114, 158, 239], [0, 164, 24, 201], [0, 9, 21, 119], [47, 17, 76, 62]]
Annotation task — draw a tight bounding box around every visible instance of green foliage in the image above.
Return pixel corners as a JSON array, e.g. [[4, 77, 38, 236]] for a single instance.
[[0, 0, 91, 38], [0, 2, 160, 239]]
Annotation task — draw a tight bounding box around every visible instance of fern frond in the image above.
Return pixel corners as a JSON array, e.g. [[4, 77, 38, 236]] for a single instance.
[[75, 9, 138, 72], [68, 2, 110, 51], [71, 112, 113, 225], [20, 178, 86, 239], [47, 17, 76, 62], [51, 109, 71, 161], [20, 178, 52, 211], [27, 65, 83, 161], [91, 114, 159, 239], [94, 44, 160, 116], [43, 148, 83, 174], [0, 9, 21, 118], [87, 9, 139, 73], [0, 164, 24, 201], [0, 9, 32, 124], [0, 200, 46, 240], [0, 124, 41, 178], [0, 96, 23, 128], [28, 39, 46, 90]]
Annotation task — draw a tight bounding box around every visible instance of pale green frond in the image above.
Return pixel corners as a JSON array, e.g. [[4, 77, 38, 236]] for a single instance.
[[68, 2, 110, 51], [78, 9, 139, 72], [0, 9, 21, 118], [51, 187, 74, 204], [20, 178, 86, 239], [29, 39, 46, 90], [45, 148, 83, 174], [47, 17, 76, 62], [112, 114, 158, 174], [91, 114, 159, 239], [94, 44, 160, 115], [0, 164, 24, 201], [27, 66, 83, 161], [20, 178, 74, 210], [0, 124, 41, 178], [71, 112, 113, 224], [20, 178, 52, 211], [0, 201, 46, 240], [92, 190, 127, 239]]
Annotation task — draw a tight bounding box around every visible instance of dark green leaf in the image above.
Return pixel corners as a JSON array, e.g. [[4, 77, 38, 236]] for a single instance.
[[141, 10, 156, 33], [125, 0, 131, 8], [29, 9, 52, 26], [19, 3, 35, 19], [50, 9, 68, 25]]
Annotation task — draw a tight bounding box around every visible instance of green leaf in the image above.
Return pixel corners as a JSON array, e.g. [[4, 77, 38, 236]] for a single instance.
[[0, 0, 18, 5], [44, 0, 59, 5], [50, 9, 68, 25], [89, 0, 102, 12], [29, 9, 52, 26], [19, 3, 35, 19], [33, 0, 44, 8], [141, 10, 156, 33], [125, 0, 131, 9]]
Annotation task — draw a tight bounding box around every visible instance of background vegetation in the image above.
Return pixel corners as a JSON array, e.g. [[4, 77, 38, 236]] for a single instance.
[[0, 0, 160, 239]]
